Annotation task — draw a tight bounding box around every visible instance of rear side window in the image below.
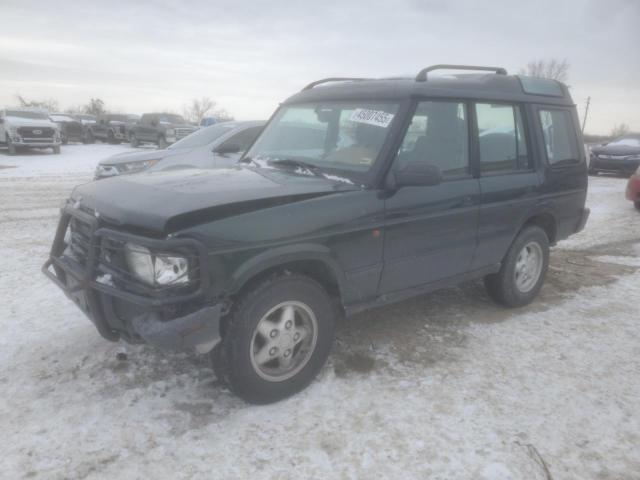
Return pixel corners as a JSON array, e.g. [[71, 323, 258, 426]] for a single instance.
[[396, 101, 469, 179], [539, 109, 580, 165], [475, 103, 529, 173]]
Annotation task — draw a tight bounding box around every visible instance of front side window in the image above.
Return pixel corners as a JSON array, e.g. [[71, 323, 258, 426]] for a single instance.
[[245, 102, 399, 180], [539, 109, 579, 165], [476, 103, 529, 173], [395, 101, 469, 179]]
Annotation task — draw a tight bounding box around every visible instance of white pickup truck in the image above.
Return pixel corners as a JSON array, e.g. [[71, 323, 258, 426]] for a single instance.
[[0, 108, 62, 155]]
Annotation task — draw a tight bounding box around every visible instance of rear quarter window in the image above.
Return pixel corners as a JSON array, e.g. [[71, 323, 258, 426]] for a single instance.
[[538, 109, 580, 166]]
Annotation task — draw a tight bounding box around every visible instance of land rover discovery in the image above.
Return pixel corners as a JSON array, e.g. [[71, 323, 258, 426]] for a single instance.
[[43, 65, 589, 404]]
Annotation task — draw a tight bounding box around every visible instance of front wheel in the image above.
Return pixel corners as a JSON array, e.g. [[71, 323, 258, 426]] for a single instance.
[[213, 274, 336, 404], [484, 226, 549, 307]]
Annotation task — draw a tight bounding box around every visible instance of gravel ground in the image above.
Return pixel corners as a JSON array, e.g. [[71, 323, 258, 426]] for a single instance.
[[1, 144, 639, 480]]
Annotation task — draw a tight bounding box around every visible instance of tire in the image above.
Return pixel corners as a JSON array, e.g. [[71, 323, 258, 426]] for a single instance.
[[213, 274, 336, 404], [130, 133, 139, 148], [484, 225, 550, 308], [158, 135, 168, 149], [52, 145, 61, 154], [7, 139, 16, 155]]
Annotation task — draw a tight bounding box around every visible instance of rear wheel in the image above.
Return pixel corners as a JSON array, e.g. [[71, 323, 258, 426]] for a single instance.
[[213, 274, 335, 404], [484, 226, 549, 307]]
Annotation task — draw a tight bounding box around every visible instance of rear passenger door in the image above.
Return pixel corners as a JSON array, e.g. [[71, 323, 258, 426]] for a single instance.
[[380, 100, 480, 293], [470, 102, 541, 270]]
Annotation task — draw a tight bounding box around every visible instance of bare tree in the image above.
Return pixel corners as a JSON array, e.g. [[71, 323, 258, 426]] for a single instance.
[[83, 98, 106, 116], [183, 97, 234, 124], [183, 97, 216, 124], [15, 94, 59, 112], [519, 58, 570, 83], [212, 108, 234, 122], [610, 123, 630, 137]]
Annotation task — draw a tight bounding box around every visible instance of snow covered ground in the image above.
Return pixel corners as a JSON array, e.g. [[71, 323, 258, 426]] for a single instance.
[[1, 145, 639, 480]]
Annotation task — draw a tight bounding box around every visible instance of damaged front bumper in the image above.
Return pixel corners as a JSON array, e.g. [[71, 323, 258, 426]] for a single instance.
[[42, 203, 223, 353]]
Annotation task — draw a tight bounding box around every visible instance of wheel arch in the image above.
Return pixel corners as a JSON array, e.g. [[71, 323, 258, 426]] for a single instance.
[[517, 209, 558, 245], [228, 244, 346, 302]]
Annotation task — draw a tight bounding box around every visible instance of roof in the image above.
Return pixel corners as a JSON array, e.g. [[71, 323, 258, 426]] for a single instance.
[[285, 65, 574, 106]]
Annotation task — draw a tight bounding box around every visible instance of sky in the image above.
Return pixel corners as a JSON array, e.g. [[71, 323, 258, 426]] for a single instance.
[[0, 0, 638, 135]]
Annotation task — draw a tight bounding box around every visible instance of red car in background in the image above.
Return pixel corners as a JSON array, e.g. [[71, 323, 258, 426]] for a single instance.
[[626, 166, 640, 211]]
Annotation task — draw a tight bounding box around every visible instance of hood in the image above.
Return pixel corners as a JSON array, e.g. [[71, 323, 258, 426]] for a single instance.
[[591, 144, 640, 157], [72, 166, 357, 234], [99, 148, 192, 166], [6, 116, 57, 128]]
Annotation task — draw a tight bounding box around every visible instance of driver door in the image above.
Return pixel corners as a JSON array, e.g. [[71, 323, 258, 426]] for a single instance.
[[379, 100, 480, 293]]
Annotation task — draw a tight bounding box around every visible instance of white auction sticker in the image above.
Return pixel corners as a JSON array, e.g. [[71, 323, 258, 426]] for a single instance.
[[349, 109, 394, 128]]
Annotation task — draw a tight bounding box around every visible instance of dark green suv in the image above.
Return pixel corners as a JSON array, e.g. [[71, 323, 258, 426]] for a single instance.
[[44, 65, 589, 403]]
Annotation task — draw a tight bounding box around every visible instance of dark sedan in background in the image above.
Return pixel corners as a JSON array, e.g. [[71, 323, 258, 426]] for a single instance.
[[589, 134, 640, 176], [95, 120, 264, 179], [50, 113, 84, 144]]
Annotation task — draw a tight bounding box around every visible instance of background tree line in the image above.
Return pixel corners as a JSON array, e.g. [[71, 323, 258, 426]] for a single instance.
[[13, 95, 234, 125]]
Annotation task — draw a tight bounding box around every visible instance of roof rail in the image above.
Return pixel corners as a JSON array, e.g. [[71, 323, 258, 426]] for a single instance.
[[302, 77, 371, 91], [415, 64, 507, 82]]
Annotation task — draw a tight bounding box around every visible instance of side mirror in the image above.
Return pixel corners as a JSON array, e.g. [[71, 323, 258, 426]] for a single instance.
[[214, 143, 242, 155], [388, 161, 442, 190]]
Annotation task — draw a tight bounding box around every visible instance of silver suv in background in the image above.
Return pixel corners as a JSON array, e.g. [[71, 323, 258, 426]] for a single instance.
[[0, 108, 62, 155], [128, 113, 197, 149], [95, 120, 264, 179]]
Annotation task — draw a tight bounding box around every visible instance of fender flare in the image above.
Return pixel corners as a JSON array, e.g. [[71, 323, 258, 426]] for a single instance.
[[228, 243, 347, 296]]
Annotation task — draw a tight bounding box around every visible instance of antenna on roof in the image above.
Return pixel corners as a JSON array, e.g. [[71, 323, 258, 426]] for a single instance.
[[415, 64, 507, 82]]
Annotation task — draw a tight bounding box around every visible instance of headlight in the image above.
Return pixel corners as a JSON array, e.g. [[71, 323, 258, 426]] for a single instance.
[[124, 243, 189, 287], [119, 159, 159, 172], [165, 129, 175, 136]]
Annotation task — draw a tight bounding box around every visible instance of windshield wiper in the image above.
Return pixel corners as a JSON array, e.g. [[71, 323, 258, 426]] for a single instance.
[[268, 158, 326, 177]]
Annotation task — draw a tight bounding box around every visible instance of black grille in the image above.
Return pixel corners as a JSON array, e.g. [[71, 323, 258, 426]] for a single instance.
[[18, 126, 55, 138], [68, 216, 93, 264]]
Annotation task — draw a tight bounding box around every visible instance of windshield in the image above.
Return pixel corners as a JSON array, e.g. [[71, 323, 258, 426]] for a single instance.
[[245, 102, 399, 180], [5, 110, 49, 120], [50, 114, 75, 122], [158, 114, 186, 124], [608, 136, 640, 147], [169, 123, 238, 149]]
